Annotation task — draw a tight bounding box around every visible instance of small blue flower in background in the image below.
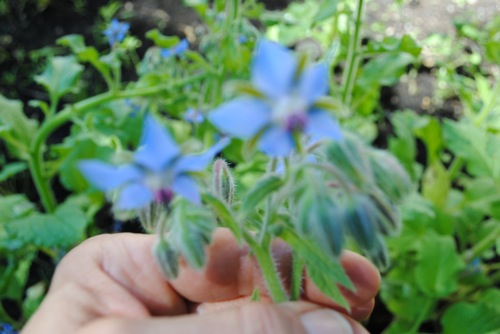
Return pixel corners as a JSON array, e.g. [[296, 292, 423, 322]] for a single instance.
[[238, 35, 247, 44], [79, 115, 229, 210], [161, 38, 189, 58], [184, 108, 204, 124], [0, 323, 17, 334], [209, 39, 342, 157], [103, 18, 130, 47]]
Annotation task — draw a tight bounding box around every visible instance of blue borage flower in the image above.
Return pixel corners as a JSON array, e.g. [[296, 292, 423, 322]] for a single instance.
[[0, 323, 16, 334], [209, 39, 342, 157], [184, 108, 204, 124], [79, 115, 229, 210], [103, 19, 130, 47], [161, 38, 189, 58]]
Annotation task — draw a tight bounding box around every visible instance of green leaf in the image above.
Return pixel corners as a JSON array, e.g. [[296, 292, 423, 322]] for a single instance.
[[415, 234, 465, 297], [0, 95, 39, 160], [0, 252, 35, 299], [4, 202, 88, 248], [58, 34, 110, 78], [442, 302, 500, 334], [463, 178, 500, 218], [443, 120, 500, 178], [0, 195, 36, 224], [357, 52, 415, 88], [22, 281, 46, 320], [281, 228, 353, 291], [146, 29, 181, 48], [312, 0, 338, 22], [422, 161, 450, 208], [34, 56, 84, 103], [241, 175, 283, 215], [413, 116, 443, 163], [308, 266, 350, 310], [485, 40, 500, 64], [0, 162, 27, 182]]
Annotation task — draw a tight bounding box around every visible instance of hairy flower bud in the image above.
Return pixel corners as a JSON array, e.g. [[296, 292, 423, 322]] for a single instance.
[[297, 190, 344, 257], [153, 239, 179, 280], [343, 194, 377, 251], [369, 149, 412, 203], [137, 201, 168, 233], [212, 159, 235, 205]]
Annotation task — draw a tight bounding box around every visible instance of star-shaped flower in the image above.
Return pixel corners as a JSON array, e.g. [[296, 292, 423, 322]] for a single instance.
[[161, 38, 189, 58], [79, 115, 229, 210], [209, 39, 342, 157], [103, 19, 130, 47]]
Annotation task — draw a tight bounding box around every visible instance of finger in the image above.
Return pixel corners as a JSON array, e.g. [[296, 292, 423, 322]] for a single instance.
[[77, 302, 369, 334]]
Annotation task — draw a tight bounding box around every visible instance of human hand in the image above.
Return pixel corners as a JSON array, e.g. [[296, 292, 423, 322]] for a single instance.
[[22, 229, 380, 334]]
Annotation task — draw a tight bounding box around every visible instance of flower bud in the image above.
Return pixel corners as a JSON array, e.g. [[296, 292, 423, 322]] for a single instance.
[[343, 194, 377, 251], [212, 159, 235, 205], [137, 201, 168, 233], [369, 149, 412, 203], [366, 234, 390, 272], [153, 239, 179, 280], [297, 191, 344, 257], [370, 193, 401, 236]]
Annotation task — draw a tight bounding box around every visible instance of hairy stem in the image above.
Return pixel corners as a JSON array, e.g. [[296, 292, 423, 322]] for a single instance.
[[244, 232, 288, 302]]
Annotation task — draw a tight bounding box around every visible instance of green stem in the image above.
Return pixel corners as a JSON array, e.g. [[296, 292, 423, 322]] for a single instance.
[[475, 77, 500, 126], [244, 232, 288, 302], [341, 0, 365, 106], [463, 223, 500, 262], [28, 73, 207, 213], [290, 251, 304, 301]]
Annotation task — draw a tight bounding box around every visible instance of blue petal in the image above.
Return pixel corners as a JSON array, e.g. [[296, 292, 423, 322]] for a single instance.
[[306, 109, 343, 141], [258, 126, 295, 157], [175, 38, 189, 54], [171, 175, 201, 204], [298, 63, 329, 104], [209, 98, 271, 139], [174, 137, 231, 173], [116, 182, 154, 210], [251, 40, 297, 99], [134, 115, 180, 172], [78, 161, 143, 191]]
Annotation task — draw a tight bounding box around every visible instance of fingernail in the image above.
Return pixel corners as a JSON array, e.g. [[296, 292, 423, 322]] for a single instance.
[[300, 309, 354, 334]]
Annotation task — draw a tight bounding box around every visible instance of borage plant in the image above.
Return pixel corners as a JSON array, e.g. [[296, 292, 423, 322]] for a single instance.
[[79, 38, 411, 307]]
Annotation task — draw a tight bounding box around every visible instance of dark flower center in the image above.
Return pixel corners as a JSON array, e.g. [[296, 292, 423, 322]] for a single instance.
[[285, 113, 308, 132], [154, 188, 174, 205]]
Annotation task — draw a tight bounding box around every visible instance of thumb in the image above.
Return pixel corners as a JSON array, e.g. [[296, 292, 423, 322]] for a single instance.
[[77, 302, 368, 334]]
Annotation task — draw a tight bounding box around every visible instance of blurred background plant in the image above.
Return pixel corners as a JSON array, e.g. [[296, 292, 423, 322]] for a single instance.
[[0, 0, 499, 333]]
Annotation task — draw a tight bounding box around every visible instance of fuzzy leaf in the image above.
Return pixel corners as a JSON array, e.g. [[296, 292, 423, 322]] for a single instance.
[[415, 235, 465, 297], [0, 162, 28, 183], [0, 95, 38, 160], [241, 175, 283, 215], [34, 56, 83, 102], [4, 202, 88, 248], [442, 302, 500, 334], [443, 120, 500, 178]]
